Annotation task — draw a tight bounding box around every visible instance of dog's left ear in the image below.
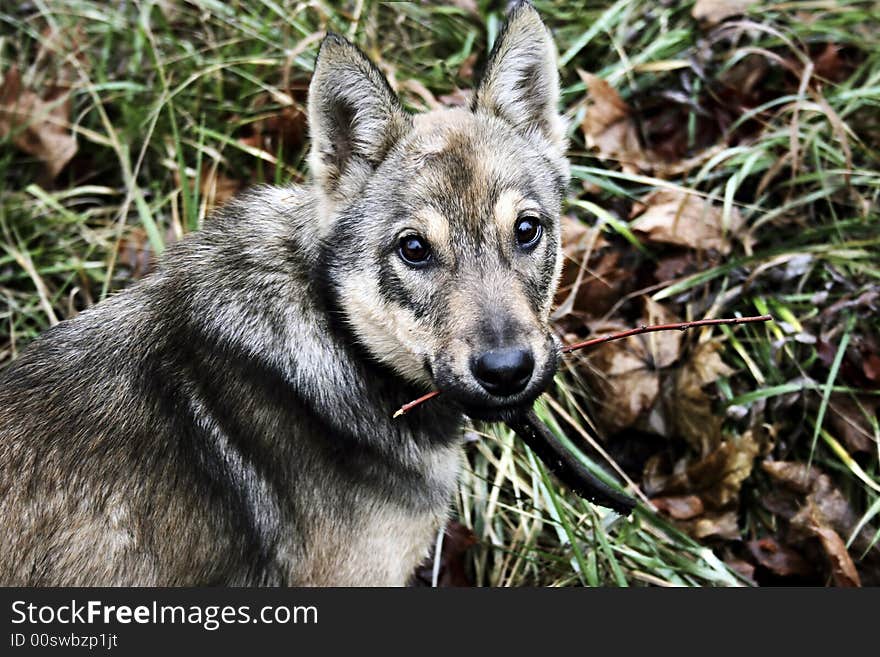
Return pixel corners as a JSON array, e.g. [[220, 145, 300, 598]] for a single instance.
[[473, 2, 566, 157]]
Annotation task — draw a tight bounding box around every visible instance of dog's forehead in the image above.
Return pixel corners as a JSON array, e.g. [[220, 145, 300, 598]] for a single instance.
[[400, 108, 540, 223], [408, 108, 517, 178]]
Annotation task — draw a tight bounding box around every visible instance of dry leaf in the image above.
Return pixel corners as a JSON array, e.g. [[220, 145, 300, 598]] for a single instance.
[[809, 520, 861, 586], [554, 215, 633, 322], [692, 0, 758, 25], [747, 537, 813, 577], [763, 461, 836, 499], [642, 297, 682, 368], [574, 298, 691, 433], [0, 67, 77, 179], [670, 341, 735, 455], [651, 494, 704, 520], [116, 227, 156, 280], [762, 461, 878, 585], [678, 510, 740, 540], [861, 351, 880, 383], [813, 44, 849, 83], [263, 105, 307, 152], [724, 553, 756, 582], [654, 251, 699, 283], [236, 90, 308, 169], [643, 432, 759, 510], [630, 190, 745, 255], [582, 321, 660, 431], [578, 71, 645, 173]]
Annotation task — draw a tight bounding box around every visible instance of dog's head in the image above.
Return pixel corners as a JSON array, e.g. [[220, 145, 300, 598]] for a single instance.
[[311, 2, 569, 421]]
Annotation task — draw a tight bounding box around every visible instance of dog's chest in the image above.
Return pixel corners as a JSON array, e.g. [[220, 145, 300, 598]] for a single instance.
[[293, 501, 450, 585], [276, 442, 463, 586]]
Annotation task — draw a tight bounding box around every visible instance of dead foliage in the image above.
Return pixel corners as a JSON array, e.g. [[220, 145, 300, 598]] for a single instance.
[[0, 66, 77, 181], [557, 1, 880, 584]]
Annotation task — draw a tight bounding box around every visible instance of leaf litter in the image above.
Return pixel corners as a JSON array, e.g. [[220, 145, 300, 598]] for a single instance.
[[557, 4, 880, 581]]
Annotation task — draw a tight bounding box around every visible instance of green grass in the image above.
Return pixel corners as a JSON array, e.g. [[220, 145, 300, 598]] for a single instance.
[[2, 1, 879, 586]]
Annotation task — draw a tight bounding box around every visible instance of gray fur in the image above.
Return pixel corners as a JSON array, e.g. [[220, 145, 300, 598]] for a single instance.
[[0, 1, 568, 586]]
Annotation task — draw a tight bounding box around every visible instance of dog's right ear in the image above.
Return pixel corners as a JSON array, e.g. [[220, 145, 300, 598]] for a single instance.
[[308, 34, 411, 207]]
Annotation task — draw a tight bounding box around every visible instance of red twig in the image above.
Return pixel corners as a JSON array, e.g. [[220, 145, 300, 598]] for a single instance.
[[392, 390, 442, 418], [392, 314, 773, 418], [561, 314, 773, 353]]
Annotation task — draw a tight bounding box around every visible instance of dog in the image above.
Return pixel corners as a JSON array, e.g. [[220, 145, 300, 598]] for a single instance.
[[0, 1, 569, 586]]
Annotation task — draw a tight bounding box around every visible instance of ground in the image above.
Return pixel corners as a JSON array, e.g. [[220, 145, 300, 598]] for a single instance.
[[1, 0, 878, 586]]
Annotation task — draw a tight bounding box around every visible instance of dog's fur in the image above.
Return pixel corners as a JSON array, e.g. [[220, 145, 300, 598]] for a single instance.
[[0, 2, 569, 585]]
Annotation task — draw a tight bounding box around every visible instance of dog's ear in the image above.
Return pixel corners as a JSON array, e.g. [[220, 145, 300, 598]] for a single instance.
[[308, 34, 411, 204], [472, 2, 566, 157]]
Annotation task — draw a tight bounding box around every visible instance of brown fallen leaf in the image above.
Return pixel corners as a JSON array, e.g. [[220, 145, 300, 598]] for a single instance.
[[692, 0, 759, 25], [669, 341, 735, 455], [0, 67, 77, 179], [808, 519, 861, 587], [862, 351, 880, 383], [642, 297, 682, 369], [116, 227, 157, 280], [644, 432, 759, 509], [578, 70, 645, 173], [716, 53, 770, 109], [575, 296, 686, 433], [235, 87, 308, 173], [263, 104, 308, 153], [643, 430, 758, 542], [457, 53, 478, 80], [762, 460, 878, 585], [677, 510, 740, 540], [762, 461, 847, 506], [747, 537, 813, 578], [580, 320, 660, 432], [630, 189, 745, 255], [651, 494, 704, 520], [553, 214, 642, 325], [724, 554, 756, 582], [576, 70, 725, 179], [813, 43, 851, 84]]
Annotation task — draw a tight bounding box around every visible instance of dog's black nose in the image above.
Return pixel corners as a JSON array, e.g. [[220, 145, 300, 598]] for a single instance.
[[471, 348, 534, 397]]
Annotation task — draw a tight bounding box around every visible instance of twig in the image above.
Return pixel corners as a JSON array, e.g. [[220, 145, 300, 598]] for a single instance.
[[561, 314, 773, 353], [392, 390, 441, 418], [392, 314, 772, 417]]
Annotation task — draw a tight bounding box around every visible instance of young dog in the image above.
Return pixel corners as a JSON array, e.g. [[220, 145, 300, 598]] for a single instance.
[[0, 1, 569, 585]]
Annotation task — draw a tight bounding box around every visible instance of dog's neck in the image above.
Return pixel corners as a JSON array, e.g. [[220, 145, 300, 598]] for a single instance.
[[155, 185, 464, 472]]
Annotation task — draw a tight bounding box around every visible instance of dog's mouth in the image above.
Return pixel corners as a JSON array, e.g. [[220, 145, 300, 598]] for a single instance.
[[431, 346, 559, 423], [459, 400, 534, 422], [427, 352, 637, 517], [423, 340, 637, 517]]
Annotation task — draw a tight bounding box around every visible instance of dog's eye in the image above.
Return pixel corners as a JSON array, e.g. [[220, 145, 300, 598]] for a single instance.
[[515, 216, 542, 250], [398, 234, 431, 267]]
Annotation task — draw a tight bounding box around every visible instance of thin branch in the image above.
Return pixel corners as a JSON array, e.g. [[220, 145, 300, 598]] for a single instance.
[[392, 390, 441, 418], [392, 314, 773, 417], [561, 314, 773, 353]]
